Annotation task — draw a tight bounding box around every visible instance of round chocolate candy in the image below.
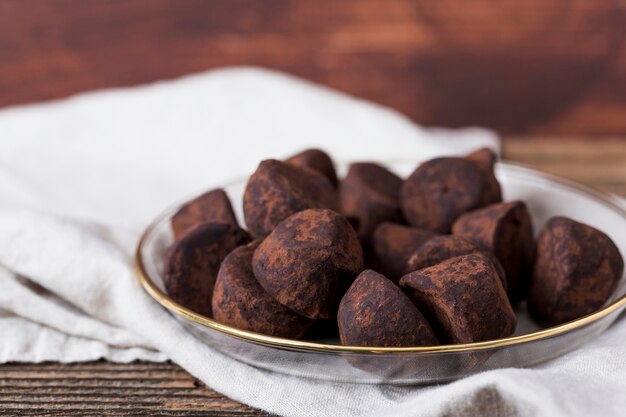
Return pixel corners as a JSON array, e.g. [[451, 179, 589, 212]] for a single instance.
[[252, 209, 363, 319], [400, 253, 516, 343], [212, 241, 313, 338], [464, 147, 502, 206], [243, 159, 339, 238], [339, 162, 403, 240], [452, 200, 533, 303], [285, 148, 338, 187], [164, 223, 251, 317], [368, 222, 437, 283], [338, 270, 438, 347], [405, 234, 507, 291], [528, 216, 624, 326], [171, 188, 238, 240], [400, 157, 491, 233]]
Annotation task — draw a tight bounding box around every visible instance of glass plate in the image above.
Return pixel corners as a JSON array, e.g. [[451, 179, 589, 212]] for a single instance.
[[135, 161, 626, 385]]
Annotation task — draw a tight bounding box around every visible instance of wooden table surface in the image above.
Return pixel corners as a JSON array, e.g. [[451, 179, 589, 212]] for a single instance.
[[0, 137, 624, 416]]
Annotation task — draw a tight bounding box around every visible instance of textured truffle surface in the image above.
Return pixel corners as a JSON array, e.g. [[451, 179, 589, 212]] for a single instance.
[[528, 216, 624, 326], [338, 270, 438, 347], [464, 147, 502, 206], [400, 157, 491, 233], [339, 163, 403, 239], [285, 148, 338, 187], [252, 209, 363, 319], [400, 253, 516, 343], [243, 159, 339, 238], [171, 188, 238, 240], [465, 147, 497, 171], [452, 201, 534, 303], [164, 223, 251, 317], [212, 241, 313, 338], [368, 222, 437, 283], [405, 235, 507, 290]]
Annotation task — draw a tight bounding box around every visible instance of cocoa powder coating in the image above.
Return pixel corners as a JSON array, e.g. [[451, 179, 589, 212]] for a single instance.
[[171, 188, 238, 240], [339, 162, 403, 239], [163, 223, 251, 317], [464, 147, 502, 206], [252, 208, 364, 320], [338, 270, 438, 347], [528, 216, 624, 326], [400, 253, 516, 343], [368, 222, 437, 283], [400, 157, 492, 233], [285, 148, 338, 187], [452, 200, 534, 303], [212, 241, 313, 338], [243, 159, 339, 238], [405, 234, 507, 291]]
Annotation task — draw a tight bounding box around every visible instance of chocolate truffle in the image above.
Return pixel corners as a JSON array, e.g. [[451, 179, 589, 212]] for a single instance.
[[171, 188, 238, 240], [252, 209, 363, 319], [285, 148, 338, 187], [164, 223, 251, 316], [400, 157, 492, 233], [528, 216, 624, 326], [339, 163, 404, 239], [243, 159, 339, 238], [452, 201, 533, 303], [405, 235, 507, 291], [212, 241, 313, 338], [465, 147, 497, 171], [368, 222, 437, 283], [338, 270, 438, 347], [465, 148, 502, 206], [400, 253, 516, 343]]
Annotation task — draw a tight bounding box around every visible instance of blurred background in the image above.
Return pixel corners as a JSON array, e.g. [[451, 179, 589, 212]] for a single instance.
[[1, 0, 625, 136]]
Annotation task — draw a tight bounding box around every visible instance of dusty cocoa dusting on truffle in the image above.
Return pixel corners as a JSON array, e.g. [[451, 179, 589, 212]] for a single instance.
[[528, 216, 624, 326], [285, 148, 338, 187], [163, 223, 251, 317], [171, 188, 238, 240], [252, 209, 363, 319], [464, 148, 502, 206], [338, 270, 438, 347], [400, 253, 516, 344], [339, 163, 404, 240], [452, 201, 534, 304], [465, 147, 497, 171], [212, 241, 313, 338], [405, 235, 507, 291], [400, 158, 491, 233], [368, 222, 437, 283], [243, 159, 339, 238]]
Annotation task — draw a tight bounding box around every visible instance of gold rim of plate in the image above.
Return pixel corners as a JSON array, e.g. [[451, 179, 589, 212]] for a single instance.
[[135, 161, 626, 354]]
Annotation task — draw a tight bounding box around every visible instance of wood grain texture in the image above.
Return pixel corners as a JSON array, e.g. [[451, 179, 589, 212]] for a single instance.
[[0, 0, 625, 134], [0, 138, 624, 415], [0, 362, 270, 416]]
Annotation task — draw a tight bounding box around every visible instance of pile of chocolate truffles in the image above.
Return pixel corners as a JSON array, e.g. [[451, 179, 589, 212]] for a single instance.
[[164, 148, 624, 347]]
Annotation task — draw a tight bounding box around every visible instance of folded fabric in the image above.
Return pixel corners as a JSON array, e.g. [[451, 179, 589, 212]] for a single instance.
[[0, 67, 624, 417]]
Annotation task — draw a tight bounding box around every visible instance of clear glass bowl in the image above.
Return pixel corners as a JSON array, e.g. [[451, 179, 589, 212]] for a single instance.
[[135, 161, 626, 385]]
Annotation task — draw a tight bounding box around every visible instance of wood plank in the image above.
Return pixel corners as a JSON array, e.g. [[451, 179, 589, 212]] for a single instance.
[[0, 1, 625, 134], [0, 361, 269, 416]]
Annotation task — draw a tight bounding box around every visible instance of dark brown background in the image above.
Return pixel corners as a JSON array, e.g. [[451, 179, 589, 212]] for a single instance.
[[1, 0, 625, 135]]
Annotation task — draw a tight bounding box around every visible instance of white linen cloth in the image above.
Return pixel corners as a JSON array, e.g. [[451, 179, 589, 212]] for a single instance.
[[0, 67, 624, 417]]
